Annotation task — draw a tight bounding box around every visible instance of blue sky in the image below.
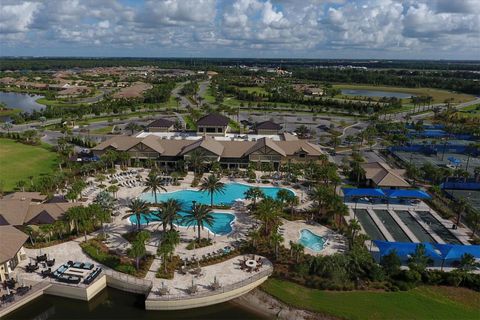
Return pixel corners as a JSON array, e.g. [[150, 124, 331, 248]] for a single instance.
[[0, 0, 479, 59]]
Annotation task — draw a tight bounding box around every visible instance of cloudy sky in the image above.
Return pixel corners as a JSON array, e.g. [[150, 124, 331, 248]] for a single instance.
[[0, 0, 479, 59]]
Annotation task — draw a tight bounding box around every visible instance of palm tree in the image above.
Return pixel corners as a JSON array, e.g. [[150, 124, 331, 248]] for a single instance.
[[123, 199, 149, 231], [244, 187, 265, 207], [143, 174, 166, 204], [285, 194, 299, 217], [255, 198, 281, 236], [248, 229, 262, 247], [125, 122, 140, 135], [182, 203, 214, 241], [276, 189, 291, 205], [128, 231, 150, 270], [187, 149, 207, 174], [289, 241, 304, 263], [107, 185, 119, 198], [455, 198, 468, 226], [269, 231, 284, 260], [308, 185, 335, 221], [347, 219, 361, 249], [199, 175, 225, 207], [39, 224, 54, 243], [161, 199, 183, 231]]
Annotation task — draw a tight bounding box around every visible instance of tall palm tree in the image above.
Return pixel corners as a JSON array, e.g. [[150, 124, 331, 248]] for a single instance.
[[128, 231, 150, 270], [187, 149, 207, 174], [143, 174, 166, 204], [308, 185, 335, 221], [255, 198, 281, 236], [199, 174, 225, 207], [285, 194, 299, 217], [276, 189, 291, 205], [161, 199, 183, 231], [244, 187, 265, 207], [347, 219, 361, 249], [123, 199, 150, 231], [269, 231, 284, 260], [182, 203, 214, 241]]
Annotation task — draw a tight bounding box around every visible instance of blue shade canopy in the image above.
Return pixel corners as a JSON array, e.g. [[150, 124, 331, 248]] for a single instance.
[[383, 189, 432, 199], [434, 244, 480, 260], [342, 188, 386, 198], [447, 157, 461, 166], [373, 240, 443, 260]]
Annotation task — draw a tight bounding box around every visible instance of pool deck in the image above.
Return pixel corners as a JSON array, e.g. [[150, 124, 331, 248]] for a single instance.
[[280, 219, 347, 256]]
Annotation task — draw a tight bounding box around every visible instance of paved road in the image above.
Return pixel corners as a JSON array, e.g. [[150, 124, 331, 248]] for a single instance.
[[171, 82, 194, 109]]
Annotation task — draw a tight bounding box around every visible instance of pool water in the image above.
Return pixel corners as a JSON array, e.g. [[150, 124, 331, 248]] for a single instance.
[[129, 211, 235, 235], [141, 182, 293, 206], [298, 229, 325, 252]]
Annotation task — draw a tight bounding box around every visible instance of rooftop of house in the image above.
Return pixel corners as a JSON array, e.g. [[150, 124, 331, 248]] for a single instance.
[[0, 225, 28, 264], [196, 114, 230, 127], [148, 118, 175, 128], [93, 135, 323, 159], [255, 120, 282, 131], [362, 162, 410, 188], [0, 194, 83, 226]]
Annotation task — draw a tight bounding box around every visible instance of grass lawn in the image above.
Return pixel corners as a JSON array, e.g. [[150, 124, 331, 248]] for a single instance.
[[0, 138, 58, 191], [262, 279, 480, 320], [332, 84, 475, 104], [236, 86, 267, 94], [91, 125, 114, 134], [456, 103, 480, 118], [36, 97, 85, 108]]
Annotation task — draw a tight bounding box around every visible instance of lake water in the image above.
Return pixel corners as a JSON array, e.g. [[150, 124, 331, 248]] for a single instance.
[[341, 89, 414, 99], [0, 91, 45, 113], [3, 287, 268, 320]]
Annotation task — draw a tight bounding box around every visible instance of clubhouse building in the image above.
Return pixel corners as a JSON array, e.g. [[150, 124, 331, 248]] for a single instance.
[[92, 114, 324, 170]]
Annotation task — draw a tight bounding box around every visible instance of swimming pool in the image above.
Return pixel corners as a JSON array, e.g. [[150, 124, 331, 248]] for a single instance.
[[298, 229, 325, 252], [140, 182, 294, 206], [129, 211, 235, 235]]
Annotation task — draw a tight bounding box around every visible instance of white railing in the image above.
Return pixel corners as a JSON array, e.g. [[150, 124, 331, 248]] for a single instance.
[[147, 266, 273, 301], [104, 269, 153, 289]]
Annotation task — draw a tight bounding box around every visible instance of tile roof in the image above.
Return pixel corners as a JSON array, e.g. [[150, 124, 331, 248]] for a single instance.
[[196, 114, 230, 126], [148, 118, 175, 128], [255, 120, 281, 130], [181, 136, 224, 156], [362, 162, 410, 187], [93, 135, 325, 159], [3, 192, 47, 202], [244, 138, 287, 157], [0, 225, 28, 263]]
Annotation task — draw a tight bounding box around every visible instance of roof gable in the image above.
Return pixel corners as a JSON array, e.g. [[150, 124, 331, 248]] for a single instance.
[[181, 136, 224, 156], [244, 138, 286, 157]]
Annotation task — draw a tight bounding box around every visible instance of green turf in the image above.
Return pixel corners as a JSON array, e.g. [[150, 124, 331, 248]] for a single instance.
[[332, 84, 475, 104], [0, 138, 58, 191], [262, 279, 480, 320], [236, 86, 267, 94], [91, 125, 114, 134]]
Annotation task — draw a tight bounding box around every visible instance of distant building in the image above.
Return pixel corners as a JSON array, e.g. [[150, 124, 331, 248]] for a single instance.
[[255, 120, 282, 135], [148, 118, 175, 132], [0, 225, 28, 281], [362, 162, 410, 189], [196, 114, 230, 136]]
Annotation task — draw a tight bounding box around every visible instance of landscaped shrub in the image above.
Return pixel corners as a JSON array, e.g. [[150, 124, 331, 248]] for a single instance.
[[186, 238, 212, 250], [156, 255, 181, 279], [80, 239, 153, 277]]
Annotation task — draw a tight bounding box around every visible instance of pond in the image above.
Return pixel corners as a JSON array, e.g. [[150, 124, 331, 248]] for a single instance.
[[0, 91, 45, 113], [3, 287, 267, 320], [341, 89, 415, 99]]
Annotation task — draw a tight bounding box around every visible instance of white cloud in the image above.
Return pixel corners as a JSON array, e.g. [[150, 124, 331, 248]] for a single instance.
[[0, 0, 478, 58], [0, 2, 40, 34]]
